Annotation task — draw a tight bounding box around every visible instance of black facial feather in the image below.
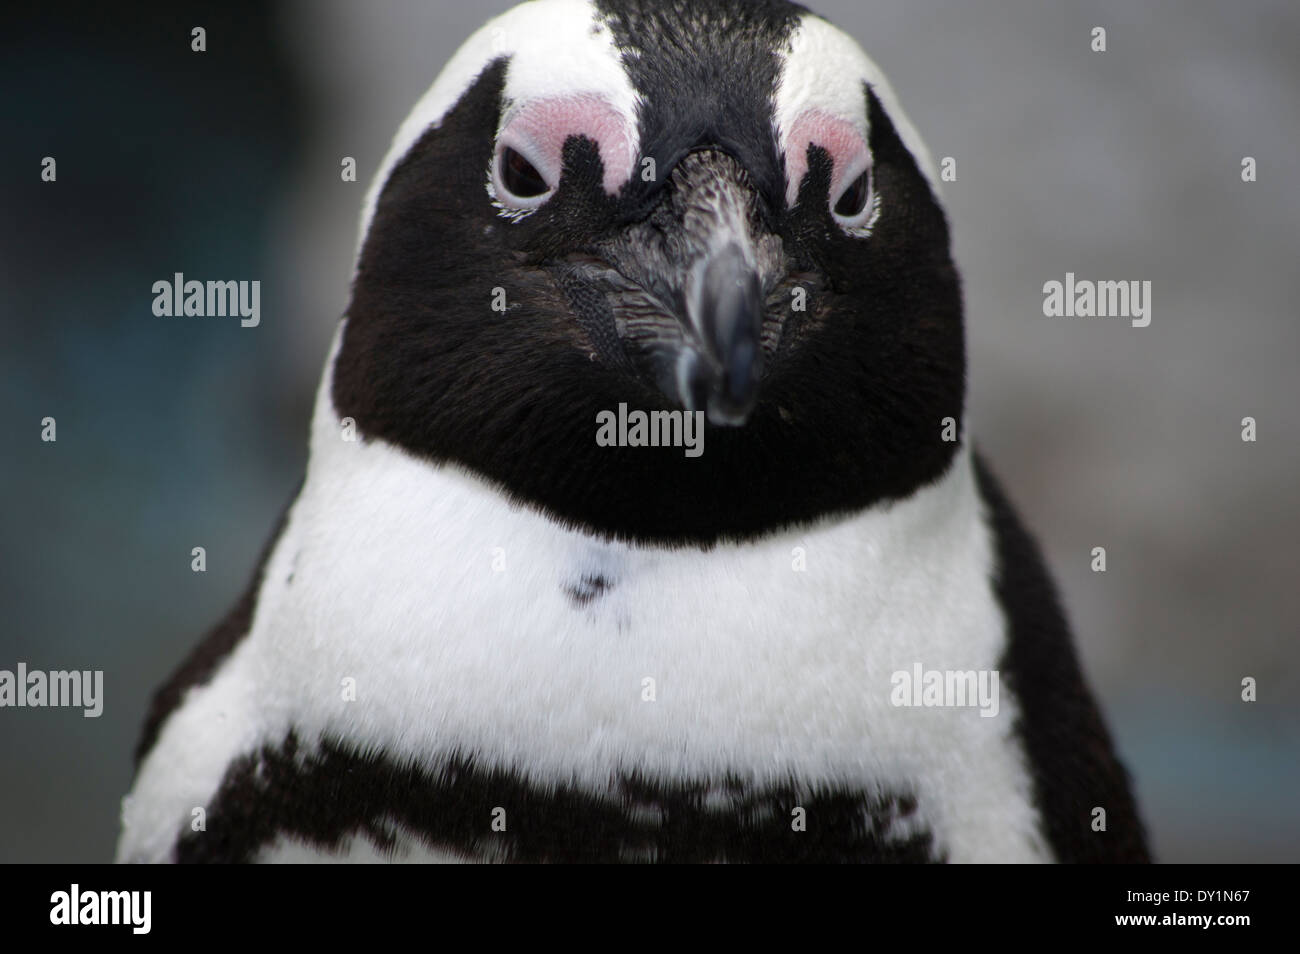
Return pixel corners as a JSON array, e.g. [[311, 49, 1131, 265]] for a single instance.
[[334, 6, 965, 546], [594, 0, 805, 220]]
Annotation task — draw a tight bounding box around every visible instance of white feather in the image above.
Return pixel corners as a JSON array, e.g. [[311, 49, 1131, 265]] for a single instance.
[[775, 13, 941, 196], [119, 322, 1050, 863], [355, 0, 640, 257]]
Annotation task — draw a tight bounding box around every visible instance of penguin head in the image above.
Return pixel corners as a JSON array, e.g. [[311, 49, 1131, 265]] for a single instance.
[[331, 0, 964, 544]]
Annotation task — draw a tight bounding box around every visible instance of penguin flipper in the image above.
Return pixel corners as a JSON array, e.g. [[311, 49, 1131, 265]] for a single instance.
[[132, 483, 300, 768], [973, 453, 1151, 863]]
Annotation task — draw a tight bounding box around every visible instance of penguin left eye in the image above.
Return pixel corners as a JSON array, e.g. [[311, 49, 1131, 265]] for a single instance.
[[827, 157, 877, 235], [785, 109, 877, 235], [833, 169, 871, 218]]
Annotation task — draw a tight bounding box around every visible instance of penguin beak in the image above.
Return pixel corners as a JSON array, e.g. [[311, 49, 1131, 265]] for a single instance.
[[678, 242, 765, 426], [570, 149, 779, 428]]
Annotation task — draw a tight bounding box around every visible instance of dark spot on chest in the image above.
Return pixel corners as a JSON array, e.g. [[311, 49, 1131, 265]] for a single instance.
[[564, 574, 616, 607]]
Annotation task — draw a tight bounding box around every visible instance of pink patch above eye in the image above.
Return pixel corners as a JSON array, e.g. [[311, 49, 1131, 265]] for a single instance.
[[496, 94, 635, 197], [784, 110, 871, 210]]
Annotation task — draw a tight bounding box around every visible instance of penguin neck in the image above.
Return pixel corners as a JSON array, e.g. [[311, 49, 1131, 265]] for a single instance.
[[317, 318, 968, 548], [271, 373, 996, 798]]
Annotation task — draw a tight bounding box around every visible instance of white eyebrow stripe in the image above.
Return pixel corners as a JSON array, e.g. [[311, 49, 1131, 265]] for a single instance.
[[354, 0, 641, 260], [773, 13, 940, 200]]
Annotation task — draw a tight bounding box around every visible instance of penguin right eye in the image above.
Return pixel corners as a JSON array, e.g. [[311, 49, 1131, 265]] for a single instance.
[[489, 95, 636, 217], [499, 147, 552, 200], [493, 145, 556, 209]]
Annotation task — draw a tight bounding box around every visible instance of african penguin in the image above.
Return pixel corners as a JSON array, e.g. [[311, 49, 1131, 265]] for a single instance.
[[119, 0, 1149, 863]]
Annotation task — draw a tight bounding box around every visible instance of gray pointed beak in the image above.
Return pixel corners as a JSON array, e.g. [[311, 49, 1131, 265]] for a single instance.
[[680, 242, 765, 426], [569, 149, 782, 428]]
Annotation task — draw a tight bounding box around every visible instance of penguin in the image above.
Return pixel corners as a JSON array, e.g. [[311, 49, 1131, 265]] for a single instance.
[[118, 0, 1150, 863]]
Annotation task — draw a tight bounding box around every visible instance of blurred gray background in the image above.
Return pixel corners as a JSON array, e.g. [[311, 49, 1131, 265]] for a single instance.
[[1, 0, 1296, 862]]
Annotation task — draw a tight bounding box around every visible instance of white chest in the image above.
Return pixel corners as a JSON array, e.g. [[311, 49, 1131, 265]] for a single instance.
[[231, 429, 1048, 861], [121, 349, 1051, 863]]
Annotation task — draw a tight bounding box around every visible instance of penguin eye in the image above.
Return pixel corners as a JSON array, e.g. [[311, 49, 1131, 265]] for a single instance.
[[785, 110, 878, 235], [833, 170, 871, 218], [830, 164, 878, 236], [500, 147, 550, 199], [489, 96, 636, 217], [492, 144, 556, 211]]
